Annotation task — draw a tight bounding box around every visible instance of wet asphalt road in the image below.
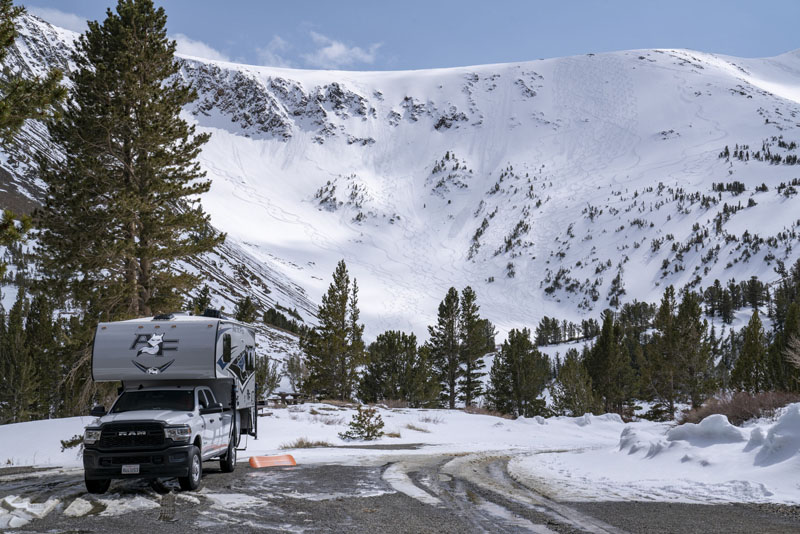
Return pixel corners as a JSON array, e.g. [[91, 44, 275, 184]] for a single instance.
[[2, 453, 800, 534]]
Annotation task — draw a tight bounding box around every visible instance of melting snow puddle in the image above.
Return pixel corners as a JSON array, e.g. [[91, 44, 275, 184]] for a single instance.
[[199, 490, 266, 508], [279, 488, 393, 501]]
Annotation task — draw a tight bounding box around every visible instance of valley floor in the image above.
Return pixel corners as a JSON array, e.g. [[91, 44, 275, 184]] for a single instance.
[[1, 403, 799, 531]]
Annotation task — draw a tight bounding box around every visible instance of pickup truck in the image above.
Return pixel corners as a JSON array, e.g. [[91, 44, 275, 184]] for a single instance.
[[83, 311, 258, 493]]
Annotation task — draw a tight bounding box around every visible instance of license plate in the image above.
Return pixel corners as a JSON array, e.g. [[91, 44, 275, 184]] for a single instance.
[[121, 464, 140, 474]]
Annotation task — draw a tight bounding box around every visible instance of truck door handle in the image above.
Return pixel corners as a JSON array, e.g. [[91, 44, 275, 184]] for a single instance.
[[210, 419, 215, 422]]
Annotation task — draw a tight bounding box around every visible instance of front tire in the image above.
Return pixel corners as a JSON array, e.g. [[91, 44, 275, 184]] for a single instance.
[[178, 446, 202, 491], [220, 430, 237, 473], [85, 476, 110, 494]]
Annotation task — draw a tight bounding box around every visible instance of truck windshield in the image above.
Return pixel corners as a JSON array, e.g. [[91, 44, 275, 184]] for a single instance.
[[111, 390, 195, 413]]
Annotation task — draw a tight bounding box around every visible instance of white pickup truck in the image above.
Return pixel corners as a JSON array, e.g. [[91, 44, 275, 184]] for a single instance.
[[82, 311, 258, 494]]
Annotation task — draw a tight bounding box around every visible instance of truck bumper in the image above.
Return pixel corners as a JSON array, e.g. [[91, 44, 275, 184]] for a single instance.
[[83, 444, 194, 480]]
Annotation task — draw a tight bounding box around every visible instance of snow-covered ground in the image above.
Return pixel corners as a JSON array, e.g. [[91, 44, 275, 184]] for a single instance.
[[4, 403, 799, 504]]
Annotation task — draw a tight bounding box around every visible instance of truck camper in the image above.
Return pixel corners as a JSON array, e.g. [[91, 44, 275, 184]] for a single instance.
[[82, 310, 258, 493]]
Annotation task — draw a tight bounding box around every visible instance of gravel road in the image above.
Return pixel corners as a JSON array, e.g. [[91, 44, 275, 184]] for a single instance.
[[1, 452, 798, 533]]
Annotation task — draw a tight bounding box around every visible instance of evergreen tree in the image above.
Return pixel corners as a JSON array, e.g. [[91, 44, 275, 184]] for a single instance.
[[0, 290, 37, 423], [358, 331, 438, 407], [676, 290, 714, 408], [585, 310, 633, 414], [36, 0, 222, 322], [0, 2, 63, 276], [0, 0, 65, 144], [458, 286, 490, 407], [24, 292, 61, 419], [234, 295, 258, 323], [190, 285, 212, 315], [551, 348, 596, 416], [428, 287, 461, 408], [644, 286, 680, 416], [486, 328, 549, 417], [303, 260, 362, 400], [731, 309, 769, 393]]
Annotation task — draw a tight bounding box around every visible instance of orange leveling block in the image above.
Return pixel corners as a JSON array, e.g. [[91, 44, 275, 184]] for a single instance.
[[249, 454, 297, 468]]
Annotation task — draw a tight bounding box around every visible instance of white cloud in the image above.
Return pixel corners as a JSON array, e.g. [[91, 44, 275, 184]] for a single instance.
[[257, 35, 293, 68], [28, 6, 88, 33], [172, 33, 230, 62], [302, 31, 381, 69]]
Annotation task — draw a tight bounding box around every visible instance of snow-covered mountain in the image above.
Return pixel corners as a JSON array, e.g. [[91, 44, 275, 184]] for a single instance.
[[5, 14, 800, 339]]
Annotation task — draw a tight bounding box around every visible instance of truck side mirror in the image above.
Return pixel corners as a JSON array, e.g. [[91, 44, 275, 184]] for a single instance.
[[90, 405, 106, 417], [200, 402, 223, 415]]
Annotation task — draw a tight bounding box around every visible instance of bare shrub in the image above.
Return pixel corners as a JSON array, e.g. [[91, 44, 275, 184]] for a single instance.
[[464, 405, 515, 420], [385, 431, 401, 438], [280, 437, 332, 449], [418, 414, 444, 424], [383, 399, 409, 409], [404, 423, 430, 433], [311, 415, 345, 426], [679, 391, 800, 426]]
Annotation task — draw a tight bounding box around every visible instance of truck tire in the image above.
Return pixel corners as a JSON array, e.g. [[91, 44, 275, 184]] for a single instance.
[[220, 432, 236, 473], [178, 446, 202, 491], [85, 476, 110, 494]]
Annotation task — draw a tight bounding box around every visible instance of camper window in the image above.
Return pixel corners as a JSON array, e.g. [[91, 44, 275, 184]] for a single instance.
[[222, 334, 232, 364]]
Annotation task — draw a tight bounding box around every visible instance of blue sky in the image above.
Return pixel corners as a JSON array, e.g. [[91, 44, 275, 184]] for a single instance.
[[23, 1, 800, 70]]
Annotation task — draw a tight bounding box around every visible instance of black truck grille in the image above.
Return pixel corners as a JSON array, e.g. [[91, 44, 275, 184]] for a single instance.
[[99, 423, 164, 449]]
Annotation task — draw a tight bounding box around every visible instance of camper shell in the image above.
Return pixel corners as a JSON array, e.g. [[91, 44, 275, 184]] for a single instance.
[[82, 311, 258, 493]]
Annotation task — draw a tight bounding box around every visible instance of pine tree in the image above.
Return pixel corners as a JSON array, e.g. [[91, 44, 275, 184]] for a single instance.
[[458, 286, 490, 407], [486, 328, 549, 417], [303, 260, 362, 400], [358, 330, 437, 406], [644, 286, 680, 416], [428, 287, 461, 408], [0, 2, 63, 275], [24, 293, 61, 419], [552, 348, 596, 416], [234, 295, 258, 323], [676, 290, 714, 408], [585, 310, 633, 414], [36, 0, 222, 322], [190, 285, 212, 315], [0, 0, 65, 144], [731, 309, 769, 393], [346, 278, 365, 389], [0, 290, 38, 423]]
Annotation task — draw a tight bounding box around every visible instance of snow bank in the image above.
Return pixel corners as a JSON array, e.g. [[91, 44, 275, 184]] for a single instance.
[[665, 414, 745, 446], [511, 403, 800, 503], [0, 416, 91, 467]]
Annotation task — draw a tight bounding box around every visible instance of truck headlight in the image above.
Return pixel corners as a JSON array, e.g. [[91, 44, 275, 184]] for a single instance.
[[84, 429, 101, 445], [165, 425, 192, 442]]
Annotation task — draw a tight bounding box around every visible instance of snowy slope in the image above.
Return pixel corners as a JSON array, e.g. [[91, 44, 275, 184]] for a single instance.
[[5, 14, 800, 339]]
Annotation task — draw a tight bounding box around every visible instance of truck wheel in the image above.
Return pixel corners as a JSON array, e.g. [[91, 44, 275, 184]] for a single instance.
[[220, 433, 237, 473], [178, 446, 202, 491], [85, 476, 110, 494]]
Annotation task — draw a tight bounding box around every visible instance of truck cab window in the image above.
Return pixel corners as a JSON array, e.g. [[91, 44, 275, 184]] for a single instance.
[[198, 390, 210, 409]]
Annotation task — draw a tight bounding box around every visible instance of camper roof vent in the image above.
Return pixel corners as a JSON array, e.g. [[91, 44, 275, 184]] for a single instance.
[[202, 308, 222, 318], [153, 313, 174, 321]]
